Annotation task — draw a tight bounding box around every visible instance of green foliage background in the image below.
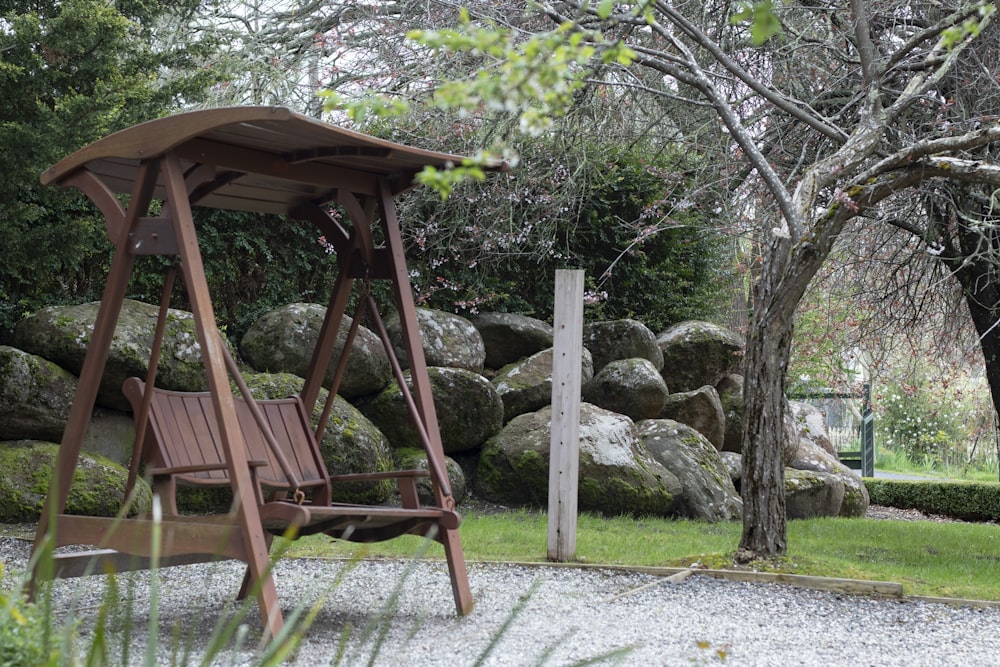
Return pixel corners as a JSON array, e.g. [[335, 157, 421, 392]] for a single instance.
[[395, 132, 729, 332], [126, 210, 342, 343], [0, 0, 216, 341], [1, 4, 729, 344]]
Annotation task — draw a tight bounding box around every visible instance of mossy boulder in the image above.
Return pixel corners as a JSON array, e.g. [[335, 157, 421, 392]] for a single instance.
[[838, 471, 870, 518], [0, 346, 77, 441], [239, 303, 391, 399], [385, 308, 486, 372], [469, 312, 553, 370], [716, 374, 744, 453], [12, 300, 211, 411], [784, 410, 869, 517], [475, 404, 679, 517], [657, 320, 743, 393], [658, 385, 726, 449], [360, 367, 503, 455], [638, 419, 742, 521], [582, 358, 669, 421], [719, 451, 742, 488], [789, 401, 838, 458], [785, 468, 845, 519], [0, 440, 151, 522], [82, 409, 136, 466], [582, 319, 663, 373], [492, 347, 594, 423], [394, 447, 467, 505]]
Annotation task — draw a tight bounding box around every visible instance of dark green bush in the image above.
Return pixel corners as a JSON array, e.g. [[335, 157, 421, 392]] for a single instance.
[[0, 1, 219, 343], [391, 131, 731, 332], [865, 479, 1000, 522], [127, 209, 342, 344]]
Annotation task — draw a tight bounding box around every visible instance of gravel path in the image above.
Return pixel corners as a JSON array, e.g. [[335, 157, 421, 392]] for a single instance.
[[4, 531, 1000, 666]]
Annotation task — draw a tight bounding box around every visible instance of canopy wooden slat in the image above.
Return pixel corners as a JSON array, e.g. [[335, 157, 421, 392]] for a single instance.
[[31, 106, 504, 640]]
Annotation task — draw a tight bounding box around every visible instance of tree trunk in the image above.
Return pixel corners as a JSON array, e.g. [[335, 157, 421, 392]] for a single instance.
[[737, 235, 799, 560], [737, 228, 835, 560], [955, 262, 1000, 426]]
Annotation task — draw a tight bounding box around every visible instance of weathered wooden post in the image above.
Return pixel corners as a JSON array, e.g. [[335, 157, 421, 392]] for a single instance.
[[547, 269, 584, 562]]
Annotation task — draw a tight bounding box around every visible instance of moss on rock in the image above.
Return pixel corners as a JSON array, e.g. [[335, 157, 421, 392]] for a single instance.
[[0, 440, 151, 522]]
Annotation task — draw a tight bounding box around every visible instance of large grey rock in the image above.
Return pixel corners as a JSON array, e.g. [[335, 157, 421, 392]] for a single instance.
[[385, 308, 485, 372], [659, 385, 725, 450], [82, 409, 136, 466], [492, 348, 594, 422], [657, 321, 743, 393], [789, 426, 845, 474], [789, 401, 838, 457], [240, 303, 391, 400], [0, 345, 76, 441], [0, 440, 151, 522], [785, 468, 845, 519], [716, 374, 744, 453], [719, 451, 743, 488], [783, 404, 800, 466], [475, 403, 679, 516], [469, 312, 553, 370], [394, 447, 467, 505], [241, 372, 395, 504], [838, 471, 870, 518], [360, 367, 503, 455], [788, 424, 869, 518], [582, 319, 663, 373], [13, 300, 210, 410], [638, 419, 742, 521], [582, 358, 669, 422]]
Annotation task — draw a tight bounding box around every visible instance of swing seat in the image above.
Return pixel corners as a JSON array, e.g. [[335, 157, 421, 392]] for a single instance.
[[122, 377, 460, 542]]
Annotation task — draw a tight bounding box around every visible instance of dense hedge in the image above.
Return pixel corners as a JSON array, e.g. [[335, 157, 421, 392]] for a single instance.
[[865, 479, 1000, 522], [388, 130, 732, 332]]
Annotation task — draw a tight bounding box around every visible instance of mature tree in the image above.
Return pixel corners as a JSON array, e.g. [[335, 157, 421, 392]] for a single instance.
[[362, 0, 1000, 559], [547, 0, 1000, 559], [0, 0, 218, 340], [788, 12, 1000, 463]]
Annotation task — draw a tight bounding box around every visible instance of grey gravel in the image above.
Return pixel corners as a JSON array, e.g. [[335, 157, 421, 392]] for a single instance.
[[4, 536, 1000, 666]]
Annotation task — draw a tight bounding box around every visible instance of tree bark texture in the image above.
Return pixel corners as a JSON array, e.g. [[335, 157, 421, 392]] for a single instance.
[[952, 255, 1000, 425], [738, 235, 796, 559], [738, 225, 842, 560]]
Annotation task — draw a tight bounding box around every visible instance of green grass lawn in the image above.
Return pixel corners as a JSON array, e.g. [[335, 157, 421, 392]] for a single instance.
[[279, 508, 1000, 602]]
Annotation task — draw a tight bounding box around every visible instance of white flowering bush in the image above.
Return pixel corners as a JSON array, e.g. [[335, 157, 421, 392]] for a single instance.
[[876, 374, 995, 469]]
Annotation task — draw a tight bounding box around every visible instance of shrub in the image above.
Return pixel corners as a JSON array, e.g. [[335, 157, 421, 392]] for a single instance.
[[0, 573, 59, 666], [390, 131, 731, 332], [126, 209, 342, 344], [865, 479, 1000, 522]]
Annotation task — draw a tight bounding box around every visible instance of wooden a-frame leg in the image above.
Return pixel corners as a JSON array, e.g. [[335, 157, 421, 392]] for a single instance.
[[31, 159, 159, 587], [237, 532, 274, 601], [375, 179, 474, 616], [161, 153, 283, 639], [440, 527, 474, 615]]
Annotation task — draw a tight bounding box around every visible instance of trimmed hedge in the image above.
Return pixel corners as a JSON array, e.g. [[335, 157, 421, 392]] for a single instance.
[[865, 479, 1000, 522]]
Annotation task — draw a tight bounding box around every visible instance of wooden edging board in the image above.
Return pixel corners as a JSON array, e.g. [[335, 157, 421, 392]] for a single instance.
[[487, 559, 905, 598]]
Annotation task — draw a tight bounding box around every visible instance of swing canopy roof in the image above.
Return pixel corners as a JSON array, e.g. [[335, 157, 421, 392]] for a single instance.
[[42, 106, 502, 217]]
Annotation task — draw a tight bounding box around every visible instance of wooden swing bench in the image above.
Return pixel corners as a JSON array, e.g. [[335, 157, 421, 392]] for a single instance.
[[120, 377, 458, 542], [30, 106, 505, 639]]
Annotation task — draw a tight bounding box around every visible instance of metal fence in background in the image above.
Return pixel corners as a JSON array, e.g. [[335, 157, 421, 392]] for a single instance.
[[789, 384, 874, 477]]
